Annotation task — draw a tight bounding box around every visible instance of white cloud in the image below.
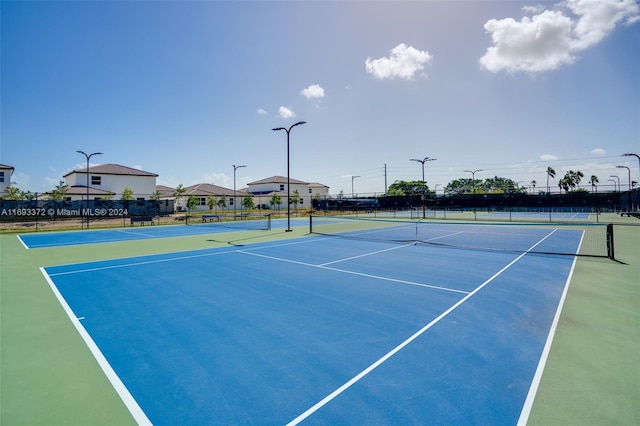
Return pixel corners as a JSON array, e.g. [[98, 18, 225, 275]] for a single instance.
[[540, 154, 559, 161], [202, 172, 230, 187], [256, 108, 267, 115], [591, 148, 606, 155], [300, 84, 325, 99], [133, 165, 143, 170], [365, 43, 433, 80], [480, 0, 640, 73], [278, 106, 296, 119]]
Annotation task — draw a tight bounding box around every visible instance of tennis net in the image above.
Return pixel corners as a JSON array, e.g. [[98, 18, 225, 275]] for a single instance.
[[188, 213, 271, 231], [309, 215, 614, 259]]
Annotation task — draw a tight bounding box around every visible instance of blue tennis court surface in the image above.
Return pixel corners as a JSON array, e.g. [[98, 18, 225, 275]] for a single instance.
[[18, 218, 306, 249], [42, 229, 579, 424]]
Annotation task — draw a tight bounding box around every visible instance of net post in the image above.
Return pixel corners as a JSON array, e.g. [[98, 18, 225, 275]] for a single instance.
[[606, 223, 615, 260], [267, 214, 271, 231], [309, 214, 313, 234]]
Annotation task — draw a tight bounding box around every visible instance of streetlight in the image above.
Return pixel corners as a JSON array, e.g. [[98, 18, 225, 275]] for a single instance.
[[623, 152, 640, 170], [464, 169, 483, 220], [464, 169, 483, 193], [609, 175, 620, 192], [233, 164, 246, 219], [616, 165, 631, 191], [351, 175, 360, 198], [410, 157, 436, 183], [272, 121, 306, 232], [76, 150, 102, 229], [411, 157, 436, 219]]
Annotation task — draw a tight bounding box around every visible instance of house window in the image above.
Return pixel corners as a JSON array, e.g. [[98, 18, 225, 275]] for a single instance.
[[91, 176, 101, 185], [199, 197, 206, 206], [279, 184, 285, 191], [229, 198, 234, 206], [0, 172, 4, 182], [308, 188, 312, 193]]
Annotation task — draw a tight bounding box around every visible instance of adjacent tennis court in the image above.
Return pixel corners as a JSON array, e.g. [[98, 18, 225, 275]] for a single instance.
[[40, 218, 588, 424]]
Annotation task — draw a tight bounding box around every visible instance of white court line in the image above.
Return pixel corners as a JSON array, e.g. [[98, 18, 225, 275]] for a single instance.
[[16, 235, 29, 250], [286, 228, 560, 425], [517, 229, 584, 425], [239, 249, 469, 295], [46, 249, 236, 276], [40, 267, 152, 425]]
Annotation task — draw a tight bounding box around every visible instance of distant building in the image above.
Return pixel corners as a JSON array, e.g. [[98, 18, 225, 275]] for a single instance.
[[176, 183, 244, 212], [0, 163, 15, 194], [247, 176, 329, 209], [60, 164, 158, 201]]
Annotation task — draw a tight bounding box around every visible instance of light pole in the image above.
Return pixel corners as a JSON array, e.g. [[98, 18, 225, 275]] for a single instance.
[[616, 165, 631, 191], [464, 169, 483, 220], [76, 150, 102, 229], [411, 157, 436, 219], [233, 164, 246, 219], [351, 175, 360, 197], [616, 166, 632, 211], [623, 153, 639, 212], [272, 121, 306, 232], [623, 152, 640, 170], [609, 175, 620, 192], [410, 157, 436, 184]]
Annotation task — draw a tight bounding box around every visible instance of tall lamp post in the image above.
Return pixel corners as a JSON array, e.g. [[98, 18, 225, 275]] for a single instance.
[[464, 169, 483, 220], [410, 157, 436, 184], [616, 165, 631, 191], [233, 164, 246, 219], [76, 150, 102, 229], [272, 121, 306, 232], [609, 175, 620, 192], [616, 166, 632, 211], [622, 153, 639, 211], [351, 175, 360, 198], [411, 157, 436, 219]]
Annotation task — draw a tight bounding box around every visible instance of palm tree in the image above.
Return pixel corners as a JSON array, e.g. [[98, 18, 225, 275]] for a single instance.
[[589, 175, 599, 192], [546, 167, 556, 194]]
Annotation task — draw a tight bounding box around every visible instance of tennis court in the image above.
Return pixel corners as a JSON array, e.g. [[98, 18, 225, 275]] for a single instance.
[[40, 218, 589, 424], [18, 214, 290, 249]]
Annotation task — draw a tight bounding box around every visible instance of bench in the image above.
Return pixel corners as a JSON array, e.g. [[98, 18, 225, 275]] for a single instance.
[[130, 216, 154, 226], [202, 214, 221, 222]]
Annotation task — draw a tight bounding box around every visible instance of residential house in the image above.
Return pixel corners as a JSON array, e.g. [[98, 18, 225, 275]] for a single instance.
[[247, 176, 329, 210], [177, 183, 246, 212], [0, 163, 15, 194], [62, 164, 158, 202]]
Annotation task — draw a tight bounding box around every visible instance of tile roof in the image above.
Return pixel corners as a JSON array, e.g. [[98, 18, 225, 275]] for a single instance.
[[64, 163, 158, 177], [247, 175, 309, 185]]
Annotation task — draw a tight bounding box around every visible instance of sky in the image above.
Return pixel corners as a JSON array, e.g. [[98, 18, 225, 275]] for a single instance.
[[2, 0, 639, 196]]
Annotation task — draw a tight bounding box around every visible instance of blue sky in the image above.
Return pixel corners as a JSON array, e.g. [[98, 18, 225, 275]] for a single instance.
[[2, 0, 639, 196]]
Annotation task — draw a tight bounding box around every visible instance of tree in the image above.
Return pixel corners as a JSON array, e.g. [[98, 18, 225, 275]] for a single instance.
[[291, 190, 300, 212], [207, 195, 218, 211], [388, 180, 430, 196], [242, 193, 255, 210], [217, 196, 227, 210], [546, 167, 556, 194], [558, 170, 584, 193], [589, 175, 599, 192], [174, 184, 187, 211], [121, 187, 135, 201], [2, 182, 23, 200], [445, 179, 474, 196], [269, 193, 281, 211], [49, 181, 69, 201], [186, 195, 199, 211]]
